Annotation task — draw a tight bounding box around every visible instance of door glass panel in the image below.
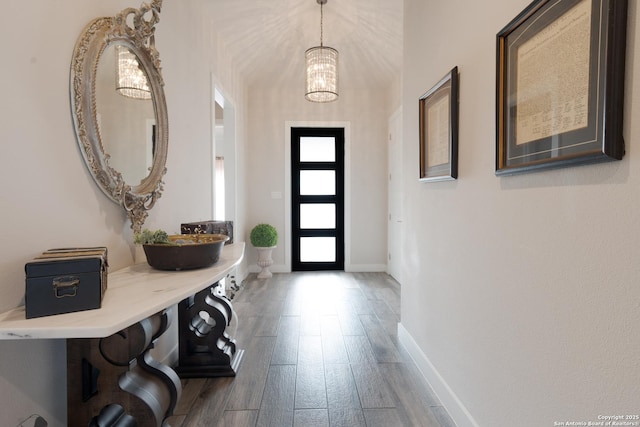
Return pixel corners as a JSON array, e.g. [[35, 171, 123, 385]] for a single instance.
[[300, 137, 335, 162], [300, 170, 335, 195], [300, 237, 336, 262], [300, 204, 335, 229]]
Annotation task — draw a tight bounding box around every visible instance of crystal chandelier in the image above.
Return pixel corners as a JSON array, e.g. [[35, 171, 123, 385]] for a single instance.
[[116, 45, 151, 100], [305, 0, 338, 103]]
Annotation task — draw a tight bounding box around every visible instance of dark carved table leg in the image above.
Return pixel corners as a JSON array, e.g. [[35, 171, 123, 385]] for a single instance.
[[67, 308, 181, 427], [174, 280, 244, 377]]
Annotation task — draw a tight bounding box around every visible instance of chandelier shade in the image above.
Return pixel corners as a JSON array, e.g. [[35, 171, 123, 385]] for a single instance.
[[305, 0, 338, 103], [116, 45, 152, 100], [305, 46, 338, 103]]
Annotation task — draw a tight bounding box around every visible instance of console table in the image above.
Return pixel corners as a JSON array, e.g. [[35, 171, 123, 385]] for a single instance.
[[0, 242, 244, 427]]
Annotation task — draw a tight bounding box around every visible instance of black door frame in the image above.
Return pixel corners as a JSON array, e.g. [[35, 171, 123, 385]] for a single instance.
[[291, 127, 345, 271]]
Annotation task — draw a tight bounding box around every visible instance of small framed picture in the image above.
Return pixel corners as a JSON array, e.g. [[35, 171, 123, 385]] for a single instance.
[[496, 0, 627, 175], [419, 67, 459, 182]]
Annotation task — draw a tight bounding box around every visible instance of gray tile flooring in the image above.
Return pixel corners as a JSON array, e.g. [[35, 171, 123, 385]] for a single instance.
[[167, 272, 456, 427]]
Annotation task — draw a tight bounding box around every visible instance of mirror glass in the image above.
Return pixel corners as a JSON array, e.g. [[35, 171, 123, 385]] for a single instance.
[[95, 45, 156, 186]]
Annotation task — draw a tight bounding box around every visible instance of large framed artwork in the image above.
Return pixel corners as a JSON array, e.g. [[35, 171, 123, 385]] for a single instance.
[[419, 66, 459, 182], [495, 0, 627, 175]]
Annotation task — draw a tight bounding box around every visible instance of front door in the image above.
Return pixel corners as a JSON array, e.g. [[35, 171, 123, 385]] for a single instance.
[[291, 127, 345, 271]]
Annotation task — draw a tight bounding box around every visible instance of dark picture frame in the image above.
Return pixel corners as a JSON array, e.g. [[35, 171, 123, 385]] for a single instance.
[[419, 67, 459, 182], [495, 0, 627, 176]]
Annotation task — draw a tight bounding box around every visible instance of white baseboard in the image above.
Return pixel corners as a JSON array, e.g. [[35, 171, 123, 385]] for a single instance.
[[247, 264, 386, 274], [397, 323, 480, 427], [234, 265, 250, 283], [345, 263, 387, 272], [161, 342, 179, 366]]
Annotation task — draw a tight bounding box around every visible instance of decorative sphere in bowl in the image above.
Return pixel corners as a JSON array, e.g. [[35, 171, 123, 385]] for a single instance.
[[142, 234, 230, 270]]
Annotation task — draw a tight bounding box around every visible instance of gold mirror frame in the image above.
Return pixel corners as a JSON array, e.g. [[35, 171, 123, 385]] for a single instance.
[[70, 0, 168, 233]]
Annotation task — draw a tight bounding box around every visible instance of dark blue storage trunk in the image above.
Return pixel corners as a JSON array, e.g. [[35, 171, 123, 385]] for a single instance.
[[24, 247, 107, 319]]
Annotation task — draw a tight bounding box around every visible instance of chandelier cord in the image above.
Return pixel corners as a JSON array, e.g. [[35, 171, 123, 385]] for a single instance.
[[320, 2, 324, 47]]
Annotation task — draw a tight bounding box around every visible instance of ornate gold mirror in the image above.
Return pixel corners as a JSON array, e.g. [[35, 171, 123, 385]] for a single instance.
[[70, 0, 168, 233]]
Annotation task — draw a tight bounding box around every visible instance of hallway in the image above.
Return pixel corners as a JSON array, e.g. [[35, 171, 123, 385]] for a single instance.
[[168, 272, 456, 426]]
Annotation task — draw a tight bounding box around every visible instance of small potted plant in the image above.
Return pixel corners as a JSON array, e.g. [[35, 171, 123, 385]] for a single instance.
[[132, 228, 170, 263], [250, 223, 278, 278]]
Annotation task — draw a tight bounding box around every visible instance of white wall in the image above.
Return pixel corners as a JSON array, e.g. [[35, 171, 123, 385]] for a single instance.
[[0, 1, 247, 425], [401, 0, 640, 426], [245, 87, 391, 272]]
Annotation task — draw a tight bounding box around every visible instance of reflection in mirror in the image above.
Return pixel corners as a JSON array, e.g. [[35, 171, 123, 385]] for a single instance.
[[115, 45, 151, 100], [96, 45, 155, 185]]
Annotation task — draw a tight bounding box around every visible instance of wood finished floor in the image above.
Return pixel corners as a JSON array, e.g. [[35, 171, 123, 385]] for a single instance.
[[166, 272, 456, 427]]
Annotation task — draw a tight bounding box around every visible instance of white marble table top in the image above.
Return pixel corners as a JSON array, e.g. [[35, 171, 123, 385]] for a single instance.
[[0, 242, 244, 340]]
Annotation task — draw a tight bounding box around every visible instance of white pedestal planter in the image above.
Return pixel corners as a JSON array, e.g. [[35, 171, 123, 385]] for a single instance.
[[256, 246, 275, 279]]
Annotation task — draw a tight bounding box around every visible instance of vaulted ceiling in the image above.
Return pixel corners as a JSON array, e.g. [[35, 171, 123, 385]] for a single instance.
[[208, 0, 403, 92]]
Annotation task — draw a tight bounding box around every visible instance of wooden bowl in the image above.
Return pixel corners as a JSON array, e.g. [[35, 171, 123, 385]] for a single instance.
[[142, 234, 230, 271]]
